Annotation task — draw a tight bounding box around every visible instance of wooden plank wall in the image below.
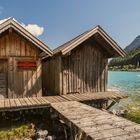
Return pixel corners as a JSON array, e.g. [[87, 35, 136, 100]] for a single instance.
[[61, 43, 108, 94], [0, 31, 42, 98], [43, 41, 108, 95], [42, 55, 61, 95]]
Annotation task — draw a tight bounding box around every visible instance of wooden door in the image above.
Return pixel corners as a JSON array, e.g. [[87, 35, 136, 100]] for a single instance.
[[0, 60, 7, 98]]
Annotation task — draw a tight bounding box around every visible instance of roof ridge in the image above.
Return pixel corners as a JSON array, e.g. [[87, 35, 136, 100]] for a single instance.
[[53, 26, 99, 53], [0, 17, 12, 25], [0, 17, 53, 56], [53, 25, 126, 57], [53, 26, 99, 54]]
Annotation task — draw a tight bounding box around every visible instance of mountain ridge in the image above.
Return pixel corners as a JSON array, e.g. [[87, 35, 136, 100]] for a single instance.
[[109, 35, 140, 71], [125, 35, 140, 52]]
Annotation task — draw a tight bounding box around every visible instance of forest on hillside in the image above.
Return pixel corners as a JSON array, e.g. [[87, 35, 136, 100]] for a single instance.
[[109, 47, 140, 71]]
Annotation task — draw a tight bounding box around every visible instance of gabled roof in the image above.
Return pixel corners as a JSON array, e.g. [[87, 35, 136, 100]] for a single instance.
[[53, 25, 126, 57], [0, 18, 53, 57]]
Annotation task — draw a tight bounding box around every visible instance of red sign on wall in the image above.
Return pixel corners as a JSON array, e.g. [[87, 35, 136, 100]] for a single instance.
[[17, 61, 37, 70]]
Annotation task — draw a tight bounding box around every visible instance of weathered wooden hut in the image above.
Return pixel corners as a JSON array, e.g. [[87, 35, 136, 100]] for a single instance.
[[43, 26, 126, 95], [0, 18, 52, 99]]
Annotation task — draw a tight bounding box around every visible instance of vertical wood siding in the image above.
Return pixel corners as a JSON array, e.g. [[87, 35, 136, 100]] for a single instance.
[[61, 44, 108, 94], [44, 41, 108, 95], [42, 55, 61, 95], [0, 31, 42, 98]]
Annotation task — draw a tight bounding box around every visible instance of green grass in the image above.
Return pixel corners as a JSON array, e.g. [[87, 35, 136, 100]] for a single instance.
[[124, 101, 140, 124], [0, 124, 35, 140], [127, 109, 140, 123]]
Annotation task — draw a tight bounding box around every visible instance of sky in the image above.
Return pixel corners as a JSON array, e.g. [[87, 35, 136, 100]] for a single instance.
[[0, 0, 140, 49]]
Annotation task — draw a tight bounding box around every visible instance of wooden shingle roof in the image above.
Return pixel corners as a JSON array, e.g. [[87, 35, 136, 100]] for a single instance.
[[0, 18, 53, 57], [54, 25, 126, 57]]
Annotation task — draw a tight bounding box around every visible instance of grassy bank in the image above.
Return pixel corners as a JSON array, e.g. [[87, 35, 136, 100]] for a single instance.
[[124, 99, 140, 124], [0, 109, 68, 140], [127, 109, 140, 123], [0, 124, 35, 140]]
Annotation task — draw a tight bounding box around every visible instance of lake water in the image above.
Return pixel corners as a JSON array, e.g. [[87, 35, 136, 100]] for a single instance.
[[108, 71, 140, 106]]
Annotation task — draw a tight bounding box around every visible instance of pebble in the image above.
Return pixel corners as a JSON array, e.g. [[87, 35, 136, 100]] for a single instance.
[[45, 135, 56, 140], [36, 130, 48, 138]]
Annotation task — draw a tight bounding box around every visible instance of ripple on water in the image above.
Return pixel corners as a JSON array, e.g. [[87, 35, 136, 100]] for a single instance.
[[108, 71, 140, 106]]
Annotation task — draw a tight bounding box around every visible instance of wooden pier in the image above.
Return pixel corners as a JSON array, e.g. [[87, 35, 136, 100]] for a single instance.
[[0, 92, 126, 112], [51, 101, 140, 140], [0, 91, 140, 139]]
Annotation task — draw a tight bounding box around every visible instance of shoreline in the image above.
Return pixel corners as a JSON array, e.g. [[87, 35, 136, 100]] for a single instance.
[[109, 69, 140, 72], [128, 69, 140, 72]]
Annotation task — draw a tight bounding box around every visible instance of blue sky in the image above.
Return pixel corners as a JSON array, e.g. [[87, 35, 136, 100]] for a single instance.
[[0, 0, 140, 49]]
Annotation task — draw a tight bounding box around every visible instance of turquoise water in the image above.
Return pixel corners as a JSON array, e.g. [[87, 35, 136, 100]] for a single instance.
[[108, 71, 140, 106]]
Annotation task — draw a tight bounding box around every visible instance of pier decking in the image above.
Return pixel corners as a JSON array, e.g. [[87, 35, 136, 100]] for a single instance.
[[51, 101, 140, 140], [0, 92, 125, 112], [0, 92, 140, 139]]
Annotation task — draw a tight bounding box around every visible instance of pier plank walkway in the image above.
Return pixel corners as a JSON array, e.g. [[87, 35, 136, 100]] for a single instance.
[[0, 92, 126, 111], [51, 101, 140, 140], [0, 92, 140, 139]]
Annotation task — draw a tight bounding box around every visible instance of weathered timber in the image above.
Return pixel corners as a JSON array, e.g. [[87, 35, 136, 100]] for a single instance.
[[0, 31, 43, 98], [51, 101, 140, 140], [43, 44, 109, 95], [0, 18, 52, 99], [43, 26, 126, 95], [0, 92, 126, 112]]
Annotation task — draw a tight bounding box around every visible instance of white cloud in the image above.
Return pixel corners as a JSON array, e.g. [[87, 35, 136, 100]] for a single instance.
[[21, 23, 44, 37], [0, 17, 44, 37]]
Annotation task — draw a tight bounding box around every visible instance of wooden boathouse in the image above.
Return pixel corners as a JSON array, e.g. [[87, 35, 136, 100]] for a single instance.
[[0, 18, 52, 99], [0, 18, 140, 139], [42, 26, 126, 95]]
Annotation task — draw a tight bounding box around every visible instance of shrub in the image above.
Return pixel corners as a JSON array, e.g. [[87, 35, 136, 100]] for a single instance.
[[0, 124, 35, 140]]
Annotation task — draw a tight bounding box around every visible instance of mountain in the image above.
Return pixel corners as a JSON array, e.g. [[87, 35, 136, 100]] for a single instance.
[[109, 36, 140, 71], [125, 35, 140, 52]]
